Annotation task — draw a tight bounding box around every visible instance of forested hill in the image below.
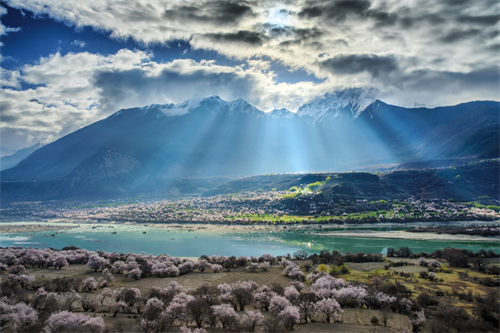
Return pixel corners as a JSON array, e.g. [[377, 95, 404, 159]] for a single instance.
[[204, 160, 500, 202]]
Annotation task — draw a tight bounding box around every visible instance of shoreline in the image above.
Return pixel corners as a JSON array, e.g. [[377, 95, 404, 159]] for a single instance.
[[315, 230, 500, 242], [0, 218, 499, 243]]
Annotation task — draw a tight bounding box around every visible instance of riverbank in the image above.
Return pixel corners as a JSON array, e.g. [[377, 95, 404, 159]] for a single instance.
[[0, 223, 79, 234], [0, 218, 499, 237], [316, 230, 500, 242]]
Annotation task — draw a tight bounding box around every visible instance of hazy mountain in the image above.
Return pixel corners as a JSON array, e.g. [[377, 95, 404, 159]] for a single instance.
[[0, 146, 16, 158], [0, 143, 43, 171], [1, 92, 498, 201]]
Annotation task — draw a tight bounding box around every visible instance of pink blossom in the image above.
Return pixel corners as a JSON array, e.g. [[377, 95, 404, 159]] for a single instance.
[[240, 310, 264, 332], [43, 311, 104, 333], [99, 288, 113, 305], [211, 304, 238, 329], [269, 295, 292, 314], [86, 255, 107, 272], [179, 326, 207, 333], [128, 268, 143, 280], [81, 277, 97, 292], [259, 261, 270, 271], [211, 264, 223, 273], [235, 280, 259, 292], [52, 256, 68, 269], [284, 286, 300, 304], [115, 287, 142, 307], [410, 310, 426, 330], [196, 260, 210, 272], [7, 273, 35, 289], [315, 298, 343, 323], [332, 285, 368, 302], [143, 297, 164, 321], [178, 260, 194, 275], [166, 293, 195, 322], [279, 306, 300, 330], [246, 262, 259, 271], [111, 260, 126, 274], [112, 301, 127, 316], [291, 281, 304, 291], [35, 287, 47, 297], [0, 297, 39, 331]]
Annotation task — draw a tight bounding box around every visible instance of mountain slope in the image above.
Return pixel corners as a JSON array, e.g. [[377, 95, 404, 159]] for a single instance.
[[0, 143, 43, 171], [1, 93, 498, 202]]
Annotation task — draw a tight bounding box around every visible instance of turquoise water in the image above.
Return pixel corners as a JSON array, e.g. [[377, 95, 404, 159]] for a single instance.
[[0, 223, 498, 257]]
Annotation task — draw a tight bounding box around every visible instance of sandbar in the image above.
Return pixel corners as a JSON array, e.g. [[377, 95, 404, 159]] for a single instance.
[[315, 230, 500, 242]]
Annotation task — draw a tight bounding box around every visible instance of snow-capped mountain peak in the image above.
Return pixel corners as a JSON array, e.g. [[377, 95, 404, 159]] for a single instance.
[[297, 88, 378, 125], [267, 108, 296, 118]]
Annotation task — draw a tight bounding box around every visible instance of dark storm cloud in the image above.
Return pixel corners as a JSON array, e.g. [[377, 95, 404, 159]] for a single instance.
[[298, 0, 371, 21], [396, 66, 500, 92], [319, 54, 398, 78], [0, 113, 21, 124], [296, 1, 439, 31], [369, 10, 398, 27], [261, 24, 322, 43], [425, 14, 446, 25], [440, 28, 482, 43], [458, 14, 500, 25], [204, 30, 266, 45], [488, 43, 500, 53], [441, 0, 471, 6], [92, 65, 260, 114], [163, 1, 254, 25]]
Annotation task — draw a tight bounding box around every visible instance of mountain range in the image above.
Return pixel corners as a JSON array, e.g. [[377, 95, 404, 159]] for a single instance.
[[1, 89, 498, 201], [0, 143, 43, 171]]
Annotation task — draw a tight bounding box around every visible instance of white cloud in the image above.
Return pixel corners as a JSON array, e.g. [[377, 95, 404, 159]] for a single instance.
[[71, 40, 85, 48], [0, 6, 21, 36], [1, 0, 499, 149], [3, 0, 498, 101], [0, 49, 333, 149]]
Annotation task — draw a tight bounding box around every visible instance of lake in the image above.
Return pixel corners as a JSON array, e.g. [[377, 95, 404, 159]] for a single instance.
[[0, 222, 498, 257]]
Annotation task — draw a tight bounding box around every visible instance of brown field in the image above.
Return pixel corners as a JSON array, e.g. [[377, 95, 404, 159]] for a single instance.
[[4, 257, 499, 333]]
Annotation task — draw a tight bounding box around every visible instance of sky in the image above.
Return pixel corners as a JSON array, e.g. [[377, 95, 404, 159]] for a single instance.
[[0, 0, 499, 152]]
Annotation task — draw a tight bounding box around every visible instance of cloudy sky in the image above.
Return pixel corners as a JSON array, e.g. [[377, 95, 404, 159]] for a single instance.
[[0, 0, 499, 152]]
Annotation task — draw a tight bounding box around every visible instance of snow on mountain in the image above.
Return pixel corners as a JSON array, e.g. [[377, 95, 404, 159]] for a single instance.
[[267, 108, 297, 119], [297, 88, 378, 125], [112, 96, 266, 119], [228, 98, 264, 117], [109, 89, 379, 123], [159, 98, 202, 116]]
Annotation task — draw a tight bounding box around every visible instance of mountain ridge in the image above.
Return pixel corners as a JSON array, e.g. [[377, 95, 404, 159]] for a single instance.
[[1, 92, 498, 205]]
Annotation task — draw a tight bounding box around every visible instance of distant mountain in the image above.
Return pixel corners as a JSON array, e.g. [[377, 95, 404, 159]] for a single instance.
[[297, 88, 377, 125], [1, 92, 498, 202], [0, 143, 43, 171], [0, 146, 16, 158]]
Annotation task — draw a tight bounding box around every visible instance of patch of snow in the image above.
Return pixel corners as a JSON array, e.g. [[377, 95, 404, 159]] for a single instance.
[[267, 108, 296, 119], [159, 98, 202, 117], [297, 88, 378, 125]]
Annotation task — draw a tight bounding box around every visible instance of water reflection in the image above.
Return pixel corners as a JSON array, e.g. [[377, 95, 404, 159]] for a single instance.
[[0, 223, 498, 257]]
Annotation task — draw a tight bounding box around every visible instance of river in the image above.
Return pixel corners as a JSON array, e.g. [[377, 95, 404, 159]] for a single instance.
[[0, 222, 498, 257]]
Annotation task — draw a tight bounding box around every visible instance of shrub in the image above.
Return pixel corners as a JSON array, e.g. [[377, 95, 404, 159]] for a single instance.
[[340, 264, 350, 274], [345, 299, 359, 308], [293, 250, 308, 259]]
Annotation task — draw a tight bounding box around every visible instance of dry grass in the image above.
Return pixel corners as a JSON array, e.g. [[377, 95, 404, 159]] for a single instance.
[[10, 259, 499, 333]]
